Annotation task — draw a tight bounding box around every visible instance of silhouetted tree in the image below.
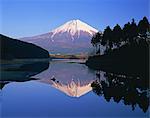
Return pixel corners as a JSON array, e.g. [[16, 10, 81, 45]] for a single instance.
[[138, 17, 150, 39], [90, 17, 149, 56], [103, 26, 113, 52], [128, 19, 138, 43], [113, 24, 123, 47], [91, 32, 102, 54], [123, 22, 131, 43]]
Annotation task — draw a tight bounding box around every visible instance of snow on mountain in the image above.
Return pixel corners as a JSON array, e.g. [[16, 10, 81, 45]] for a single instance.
[[51, 19, 98, 40], [40, 78, 93, 97], [21, 19, 98, 54]]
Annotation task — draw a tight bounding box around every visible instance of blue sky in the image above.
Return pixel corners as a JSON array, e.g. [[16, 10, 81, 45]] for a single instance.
[[0, 0, 149, 38]]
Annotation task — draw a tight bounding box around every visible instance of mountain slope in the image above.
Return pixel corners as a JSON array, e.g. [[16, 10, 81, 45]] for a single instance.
[[21, 20, 98, 54], [0, 34, 49, 60]]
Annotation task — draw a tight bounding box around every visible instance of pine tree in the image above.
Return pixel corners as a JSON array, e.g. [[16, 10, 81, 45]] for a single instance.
[[123, 22, 131, 43], [138, 17, 150, 39], [128, 19, 138, 43], [103, 26, 113, 51], [113, 24, 122, 47], [91, 32, 102, 54]]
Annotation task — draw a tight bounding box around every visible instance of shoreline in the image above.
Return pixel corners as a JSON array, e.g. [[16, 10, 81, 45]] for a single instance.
[[86, 43, 149, 78]]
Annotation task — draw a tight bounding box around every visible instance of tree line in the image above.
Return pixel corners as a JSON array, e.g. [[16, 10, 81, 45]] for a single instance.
[[91, 17, 150, 54]]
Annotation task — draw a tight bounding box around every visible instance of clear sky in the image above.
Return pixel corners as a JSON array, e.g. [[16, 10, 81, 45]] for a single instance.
[[0, 0, 149, 38]]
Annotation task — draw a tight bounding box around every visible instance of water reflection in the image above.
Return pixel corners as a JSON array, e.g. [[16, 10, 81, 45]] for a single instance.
[[35, 59, 96, 97], [0, 60, 49, 89], [40, 78, 93, 97], [91, 71, 149, 113], [1, 59, 149, 117]]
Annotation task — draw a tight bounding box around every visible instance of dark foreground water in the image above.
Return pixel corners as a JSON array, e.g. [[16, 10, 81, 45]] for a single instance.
[[0, 59, 149, 118]]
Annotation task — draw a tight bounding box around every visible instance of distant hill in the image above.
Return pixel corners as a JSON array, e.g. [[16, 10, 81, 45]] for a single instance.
[[0, 34, 49, 60]]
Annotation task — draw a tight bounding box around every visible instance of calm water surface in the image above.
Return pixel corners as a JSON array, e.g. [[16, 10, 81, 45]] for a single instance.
[[0, 59, 149, 118]]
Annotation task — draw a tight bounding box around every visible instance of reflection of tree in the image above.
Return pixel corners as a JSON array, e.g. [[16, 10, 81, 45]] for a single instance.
[[91, 72, 149, 113]]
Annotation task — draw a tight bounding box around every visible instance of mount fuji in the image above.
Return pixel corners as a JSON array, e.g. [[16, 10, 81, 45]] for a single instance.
[[21, 20, 98, 54]]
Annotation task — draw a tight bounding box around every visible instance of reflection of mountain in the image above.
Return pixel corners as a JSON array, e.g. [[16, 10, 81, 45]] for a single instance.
[[0, 61, 49, 88], [91, 71, 149, 113], [33, 60, 96, 84], [32, 60, 96, 97], [0, 81, 9, 89], [40, 79, 93, 97]]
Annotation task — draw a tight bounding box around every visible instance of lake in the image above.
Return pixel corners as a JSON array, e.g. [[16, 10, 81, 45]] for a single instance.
[[0, 59, 149, 118]]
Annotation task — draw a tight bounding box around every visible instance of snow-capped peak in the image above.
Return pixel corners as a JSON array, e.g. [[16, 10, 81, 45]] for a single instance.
[[20, 19, 99, 54], [51, 19, 98, 38]]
